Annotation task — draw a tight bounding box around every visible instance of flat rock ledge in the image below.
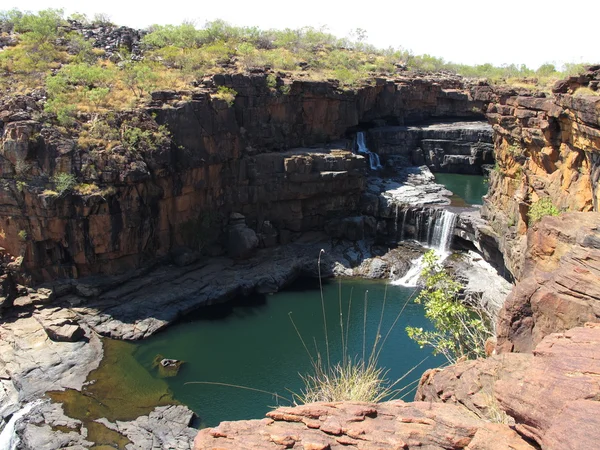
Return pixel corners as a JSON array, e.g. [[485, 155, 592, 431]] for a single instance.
[[193, 400, 534, 450]]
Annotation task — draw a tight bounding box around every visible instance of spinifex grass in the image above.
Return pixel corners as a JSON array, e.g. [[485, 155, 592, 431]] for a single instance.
[[289, 249, 426, 404]]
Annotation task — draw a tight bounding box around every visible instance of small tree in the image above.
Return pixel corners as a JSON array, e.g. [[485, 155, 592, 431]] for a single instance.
[[52, 172, 76, 195], [406, 251, 493, 364]]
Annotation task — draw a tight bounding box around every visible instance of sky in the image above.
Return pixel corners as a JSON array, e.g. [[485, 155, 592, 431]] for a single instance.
[[3, 0, 598, 70]]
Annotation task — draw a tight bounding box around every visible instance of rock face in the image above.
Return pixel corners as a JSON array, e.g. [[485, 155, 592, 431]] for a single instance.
[[495, 212, 600, 353], [194, 400, 534, 450], [367, 120, 494, 174], [480, 66, 600, 278], [0, 74, 486, 282], [418, 323, 600, 450]]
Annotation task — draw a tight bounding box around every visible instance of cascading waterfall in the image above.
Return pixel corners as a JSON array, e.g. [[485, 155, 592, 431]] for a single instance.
[[0, 400, 43, 450], [400, 209, 408, 241], [356, 132, 382, 170], [393, 208, 457, 287], [430, 210, 458, 253]]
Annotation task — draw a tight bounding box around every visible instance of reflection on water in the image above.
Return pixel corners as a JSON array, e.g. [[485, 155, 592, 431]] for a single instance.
[[50, 279, 444, 437], [434, 173, 489, 206]]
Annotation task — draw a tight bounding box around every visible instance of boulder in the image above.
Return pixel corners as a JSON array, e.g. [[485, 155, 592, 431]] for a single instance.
[[227, 213, 259, 259], [43, 323, 85, 342]]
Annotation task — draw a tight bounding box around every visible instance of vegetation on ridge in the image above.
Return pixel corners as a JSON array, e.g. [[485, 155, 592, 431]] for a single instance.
[[1, 8, 596, 111]]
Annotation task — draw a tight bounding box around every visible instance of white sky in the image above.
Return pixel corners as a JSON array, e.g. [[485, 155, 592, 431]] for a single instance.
[[3, 0, 598, 70]]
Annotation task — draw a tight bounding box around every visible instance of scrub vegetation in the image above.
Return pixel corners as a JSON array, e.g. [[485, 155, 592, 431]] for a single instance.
[[0, 8, 595, 117]]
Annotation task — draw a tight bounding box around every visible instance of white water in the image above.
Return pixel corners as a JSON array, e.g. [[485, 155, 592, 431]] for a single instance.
[[393, 209, 457, 287], [0, 401, 42, 450], [356, 132, 382, 170]]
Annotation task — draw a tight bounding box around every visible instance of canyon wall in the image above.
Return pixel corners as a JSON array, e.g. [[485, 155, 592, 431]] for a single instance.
[[480, 66, 600, 278], [0, 74, 485, 282]]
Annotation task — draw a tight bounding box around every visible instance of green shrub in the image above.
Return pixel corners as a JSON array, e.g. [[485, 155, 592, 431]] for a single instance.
[[265, 73, 277, 89], [143, 23, 204, 49], [52, 172, 76, 195], [528, 197, 559, 225], [120, 120, 170, 153], [122, 62, 159, 98], [212, 86, 237, 106], [406, 251, 493, 364], [13, 8, 65, 44]]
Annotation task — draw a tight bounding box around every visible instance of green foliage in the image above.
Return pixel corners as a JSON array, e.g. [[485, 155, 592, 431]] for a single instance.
[[44, 62, 117, 120], [265, 73, 277, 89], [120, 120, 170, 153], [406, 251, 493, 364], [0, 9, 23, 32], [12, 8, 65, 44], [18, 229, 28, 241], [122, 62, 159, 98], [527, 197, 560, 225], [212, 86, 237, 106], [536, 63, 557, 77], [52, 172, 76, 195], [279, 83, 291, 95], [143, 22, 204, 49]]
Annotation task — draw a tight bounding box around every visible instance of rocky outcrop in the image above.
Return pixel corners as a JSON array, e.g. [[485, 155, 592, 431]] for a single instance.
[[417, 323, 600, 450], [480, 66, 600, 278], [17, 402, 196, 450], [0, 74, 486, 282], [194, 400, 534, 450], [367, 121, 494, 174], [495, 212, 600, 353]]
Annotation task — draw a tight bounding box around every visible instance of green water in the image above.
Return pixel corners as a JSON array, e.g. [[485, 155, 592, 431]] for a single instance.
[[434, 173, 489, 206], [130, 278, 443, 427]]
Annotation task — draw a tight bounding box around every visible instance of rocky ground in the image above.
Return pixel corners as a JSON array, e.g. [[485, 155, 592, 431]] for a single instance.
[[194, 399, 534, 450]]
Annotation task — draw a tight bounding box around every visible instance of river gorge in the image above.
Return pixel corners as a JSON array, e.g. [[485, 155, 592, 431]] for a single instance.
[[1, 44, 599, 449]]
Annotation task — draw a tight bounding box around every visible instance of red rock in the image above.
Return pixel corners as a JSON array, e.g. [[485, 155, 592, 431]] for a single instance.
[[194, 400, 531, 450], [496, 212, 600, 352]]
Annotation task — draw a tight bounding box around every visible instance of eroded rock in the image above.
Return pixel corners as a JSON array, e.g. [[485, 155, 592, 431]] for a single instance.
[[194, 400, 533, 450]]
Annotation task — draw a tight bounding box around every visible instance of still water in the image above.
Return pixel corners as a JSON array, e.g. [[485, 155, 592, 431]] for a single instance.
[[131, 278, 443, 427], [434, 173, 489, 206]]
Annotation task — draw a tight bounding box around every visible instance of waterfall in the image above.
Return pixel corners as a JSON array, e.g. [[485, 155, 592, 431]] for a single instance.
[[400, 209, 408, 241], [0, 401, 42, 450], [394, 255, 425, 287], [430, 210, 458, 253], [393, 208, 457, 287], [356, 132, 382, 170]]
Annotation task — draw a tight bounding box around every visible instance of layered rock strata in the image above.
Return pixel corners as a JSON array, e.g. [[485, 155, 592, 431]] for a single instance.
[[495, 212, 600, 353], [480, 67, 600, 278], [0, 74, 486, 282], [367, 120, 494, 174], [417, 323, 600, 450], [194, 400, 535, 450]]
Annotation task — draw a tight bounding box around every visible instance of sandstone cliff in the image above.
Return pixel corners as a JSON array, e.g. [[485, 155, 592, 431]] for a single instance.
[[480, 66, 600, 278], [0, 73, 485, 282]]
